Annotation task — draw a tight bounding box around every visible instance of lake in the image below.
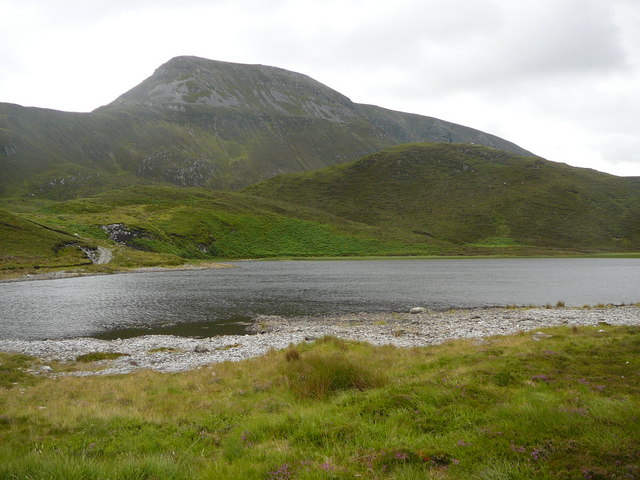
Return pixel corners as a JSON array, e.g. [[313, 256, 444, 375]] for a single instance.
[[1, 258, 639, 340]]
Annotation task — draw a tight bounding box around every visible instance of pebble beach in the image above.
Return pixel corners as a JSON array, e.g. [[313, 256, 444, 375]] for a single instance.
[[1, 306, 638, 376]]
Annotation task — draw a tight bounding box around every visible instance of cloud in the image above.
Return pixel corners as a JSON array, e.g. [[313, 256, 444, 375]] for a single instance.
[[378, 0, 630, 98]]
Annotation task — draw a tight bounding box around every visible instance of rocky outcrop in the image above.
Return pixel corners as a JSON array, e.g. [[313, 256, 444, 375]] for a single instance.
[[137, 149, 217, 187], [112, 56, 357, 123], [101, 224, 152, 250]]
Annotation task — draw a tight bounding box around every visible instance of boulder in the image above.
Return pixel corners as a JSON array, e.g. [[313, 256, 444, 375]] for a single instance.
[[409, 307, 427, 314]]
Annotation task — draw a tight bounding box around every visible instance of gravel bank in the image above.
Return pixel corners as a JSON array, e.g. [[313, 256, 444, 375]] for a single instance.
[[1, 306, 638, 376], [0, 262, 234, 283]]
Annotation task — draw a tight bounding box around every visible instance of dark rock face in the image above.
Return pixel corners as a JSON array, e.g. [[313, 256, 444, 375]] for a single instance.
[[137, 149, 217, 187], [101, 224, 152, 250]]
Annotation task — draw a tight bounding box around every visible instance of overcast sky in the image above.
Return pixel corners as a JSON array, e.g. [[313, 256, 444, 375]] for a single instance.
[[1, 0, 639, 176]]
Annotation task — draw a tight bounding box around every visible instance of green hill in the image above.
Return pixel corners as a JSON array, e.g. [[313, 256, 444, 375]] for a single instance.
[[12, 185, 436, 268], [0, 209, 96, 271], [0, 56, 530, 199], [245, 143, 640, 251]]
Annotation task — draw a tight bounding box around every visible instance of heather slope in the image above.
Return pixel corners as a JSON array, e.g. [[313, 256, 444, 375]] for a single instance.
[[245, 143, 640, 251]]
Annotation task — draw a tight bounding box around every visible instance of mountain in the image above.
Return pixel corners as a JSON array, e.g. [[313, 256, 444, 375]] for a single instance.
[[0, 56, 531, 199], [245, 143, 640, 251]]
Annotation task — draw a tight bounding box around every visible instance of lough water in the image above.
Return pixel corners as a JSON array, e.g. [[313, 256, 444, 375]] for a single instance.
[[1, 258, 639, 340]]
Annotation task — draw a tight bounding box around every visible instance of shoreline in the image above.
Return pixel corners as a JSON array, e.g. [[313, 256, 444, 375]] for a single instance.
[[3, 254, 639, 283], [1, 305, 638, 376], [0, 262, 236, 283]]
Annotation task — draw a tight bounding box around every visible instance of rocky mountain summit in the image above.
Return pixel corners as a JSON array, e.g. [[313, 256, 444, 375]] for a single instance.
[[110, 56, 356, 122]]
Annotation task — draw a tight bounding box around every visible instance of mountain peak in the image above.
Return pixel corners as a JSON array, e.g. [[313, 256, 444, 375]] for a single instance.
[[110, 56, 356, 121]]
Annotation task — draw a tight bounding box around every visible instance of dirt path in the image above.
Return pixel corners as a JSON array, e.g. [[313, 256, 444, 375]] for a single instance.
[[95, 247, 113, 265]]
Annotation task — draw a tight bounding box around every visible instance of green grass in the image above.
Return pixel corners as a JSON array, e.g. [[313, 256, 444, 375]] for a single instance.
[[0, 352, 40, 389], [0, 209, 95, 271], [1, 185, 441, 275], [1, 325, 638, 479], [75, 352, 130, 363]]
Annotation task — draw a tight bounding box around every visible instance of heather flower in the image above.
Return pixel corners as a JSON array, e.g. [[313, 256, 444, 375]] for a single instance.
[[320, 461, 335, 472], [267, 463, 292, 480], [560, 407, 588, 416], [241, 431, 254, 446], [394, 451, 408, 460], [531, 448, 544, 461]]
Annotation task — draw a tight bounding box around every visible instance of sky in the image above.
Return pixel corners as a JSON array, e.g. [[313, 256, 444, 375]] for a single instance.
[[1, 0, 639, 177]]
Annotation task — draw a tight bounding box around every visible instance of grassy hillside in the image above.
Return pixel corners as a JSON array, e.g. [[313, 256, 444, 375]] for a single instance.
[[6, 185, 438, 270], [1, 325, 638, 479], [0, 209, 96, 271], [246, 143, 640, 251]]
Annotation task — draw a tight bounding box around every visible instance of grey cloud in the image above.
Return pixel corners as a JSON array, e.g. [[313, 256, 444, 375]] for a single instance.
[[500, 1, 627, 76], [597, 134, 640, 169], [246, 0, 629, 103], [17, 0, 288, 27], [367, 0, 631, 97]]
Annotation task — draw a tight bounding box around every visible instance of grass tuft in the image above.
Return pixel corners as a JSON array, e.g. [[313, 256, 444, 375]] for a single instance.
[[284, 347, 300, 362], [283, 349, 385, 399], [76, 352, 129, 363]]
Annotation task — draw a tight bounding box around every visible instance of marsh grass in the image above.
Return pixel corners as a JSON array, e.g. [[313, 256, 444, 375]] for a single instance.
[[0, 326, 638, 479], [0, 352, 40, 388], [282, 350, 386, 399]]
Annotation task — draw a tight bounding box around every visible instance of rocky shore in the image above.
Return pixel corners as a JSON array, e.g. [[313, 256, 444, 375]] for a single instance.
[[0, 262, 235, 283], [1, 306, 638, 376]]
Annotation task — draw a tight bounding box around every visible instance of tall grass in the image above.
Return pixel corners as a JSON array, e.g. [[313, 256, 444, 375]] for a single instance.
[[283, 349, 386, 399]]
